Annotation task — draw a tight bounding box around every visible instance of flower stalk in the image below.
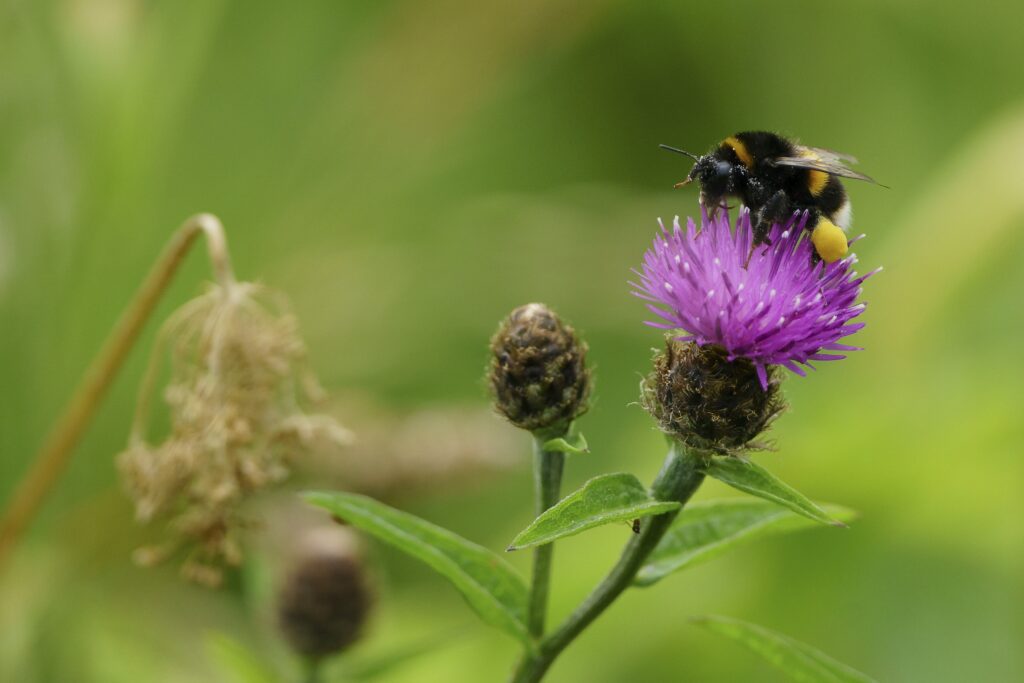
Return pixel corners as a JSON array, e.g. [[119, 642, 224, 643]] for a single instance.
[[488, 303, 590, 640], [0, 214, 235, 571], [510, 441, 706, 683], [527, 431, 567, 638], [303, 661, 323, 683]]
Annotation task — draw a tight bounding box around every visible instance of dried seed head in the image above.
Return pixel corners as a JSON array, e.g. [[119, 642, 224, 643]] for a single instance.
[[642, 339, 785, 455], [117, 281, 352, 586], [488, 303, 591, 434], [277, 528, 372, 661]]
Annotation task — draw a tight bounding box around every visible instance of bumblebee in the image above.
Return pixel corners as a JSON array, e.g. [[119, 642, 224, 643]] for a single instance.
[[660, 131, 879, 263]]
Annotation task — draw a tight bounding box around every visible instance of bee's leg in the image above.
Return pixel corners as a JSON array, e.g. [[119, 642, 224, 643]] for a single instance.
[[744, 190, 789, 266], [703, 193, 724, 222], [745, 213, 772, 268], [744, 239, 757, 269], [751, 212, 772, 245], [807, 214, 824, 268], [759, 190, 791, 228], [745, 177, 768, 207]]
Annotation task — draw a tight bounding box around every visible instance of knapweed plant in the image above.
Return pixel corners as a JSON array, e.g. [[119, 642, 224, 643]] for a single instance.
[[306, 204, 881, 682]]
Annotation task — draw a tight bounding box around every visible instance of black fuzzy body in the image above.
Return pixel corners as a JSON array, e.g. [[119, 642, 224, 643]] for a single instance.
[[683, 131, 848, 245]]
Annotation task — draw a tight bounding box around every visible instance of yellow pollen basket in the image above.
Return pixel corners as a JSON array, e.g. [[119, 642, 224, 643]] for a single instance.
[[811, 218, 848, 263]]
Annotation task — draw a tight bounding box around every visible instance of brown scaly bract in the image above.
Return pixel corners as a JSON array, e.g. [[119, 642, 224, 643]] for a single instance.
[[641, 339, 786, 456]]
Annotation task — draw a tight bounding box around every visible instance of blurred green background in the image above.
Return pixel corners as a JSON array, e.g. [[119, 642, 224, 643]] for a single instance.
[[2, 0, 1024, 681]]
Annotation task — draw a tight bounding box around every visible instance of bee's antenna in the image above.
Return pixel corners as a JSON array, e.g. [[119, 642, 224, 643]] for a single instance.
[[659, 144, 701, 161]]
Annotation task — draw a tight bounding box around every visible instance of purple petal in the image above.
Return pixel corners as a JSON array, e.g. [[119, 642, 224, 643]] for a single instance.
[[632, 209, 876, 387]]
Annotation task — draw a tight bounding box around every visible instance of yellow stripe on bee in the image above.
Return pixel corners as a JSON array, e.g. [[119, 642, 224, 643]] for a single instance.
[[811, 218, 848, 263], [723, 136, 754, 169], [808, 169, 829, 196], [800, 149, 829, 197]]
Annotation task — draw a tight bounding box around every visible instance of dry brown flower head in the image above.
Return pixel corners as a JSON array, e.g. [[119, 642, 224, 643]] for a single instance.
[[117, 280, 351, 586]]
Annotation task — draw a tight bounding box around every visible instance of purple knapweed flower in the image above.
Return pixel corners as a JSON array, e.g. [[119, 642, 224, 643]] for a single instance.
[[631, 208, 879, 389]]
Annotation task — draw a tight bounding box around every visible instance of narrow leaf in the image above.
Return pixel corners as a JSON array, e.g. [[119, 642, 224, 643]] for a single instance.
[[693, 615, 877, 683], [204, 632, 279, 683], [542, 431, 589, 455], [508, 473, 680, 551], [704, 457, 843, 527], [303, 492, 530, 646], [636, 500, 856, 586]]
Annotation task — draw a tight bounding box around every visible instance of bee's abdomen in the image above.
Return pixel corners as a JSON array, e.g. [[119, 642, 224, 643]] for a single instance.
[[814, 175, 846, 217], [829, 197, 853, 230], [807, 168, 830, 197]]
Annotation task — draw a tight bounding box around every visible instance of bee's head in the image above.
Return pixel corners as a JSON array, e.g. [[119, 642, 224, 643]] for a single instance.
[[687, 155, 734, 203], [660, 144, 735, 204]]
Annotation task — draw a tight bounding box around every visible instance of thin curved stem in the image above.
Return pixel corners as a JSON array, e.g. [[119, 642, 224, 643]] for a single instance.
[[510, 442, 705, 683], [526, 432, 566, 638], [303, 658, 323, 683], [0, 214, 236, 571], [127, 290, 216, 446]]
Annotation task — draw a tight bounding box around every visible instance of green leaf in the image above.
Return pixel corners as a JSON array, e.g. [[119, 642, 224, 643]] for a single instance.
[[204, 632, 279, 683], [507, 473, 681, 551], [303, 491, 530, 646], [704, 457, 843, 527], [636, 500, 856, 586], [692, 615, 877, 682], [542, 431, 589, 455]]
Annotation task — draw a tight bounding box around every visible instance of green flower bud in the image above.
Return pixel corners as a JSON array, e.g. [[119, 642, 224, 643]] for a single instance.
[[642, 339, 785, 454], [488, 303, 591, 434]]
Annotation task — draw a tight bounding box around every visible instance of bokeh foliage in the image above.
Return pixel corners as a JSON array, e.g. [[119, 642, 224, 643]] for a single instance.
[[2, 0, 1023, 681]]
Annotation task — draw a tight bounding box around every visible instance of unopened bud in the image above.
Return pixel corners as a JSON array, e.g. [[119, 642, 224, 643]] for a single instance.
[[277, 528, 372, 661], [488, 303, 591, 433]]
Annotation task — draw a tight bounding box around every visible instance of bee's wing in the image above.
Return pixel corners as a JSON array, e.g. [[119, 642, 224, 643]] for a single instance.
[[772, 153, 879, 184], [803, 146, 859, 165]]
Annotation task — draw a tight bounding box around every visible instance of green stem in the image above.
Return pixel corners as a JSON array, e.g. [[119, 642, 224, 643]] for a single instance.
[[526, 432, 566, 638], [510, 441, 705, 683], [303, 658, 322, 683]]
